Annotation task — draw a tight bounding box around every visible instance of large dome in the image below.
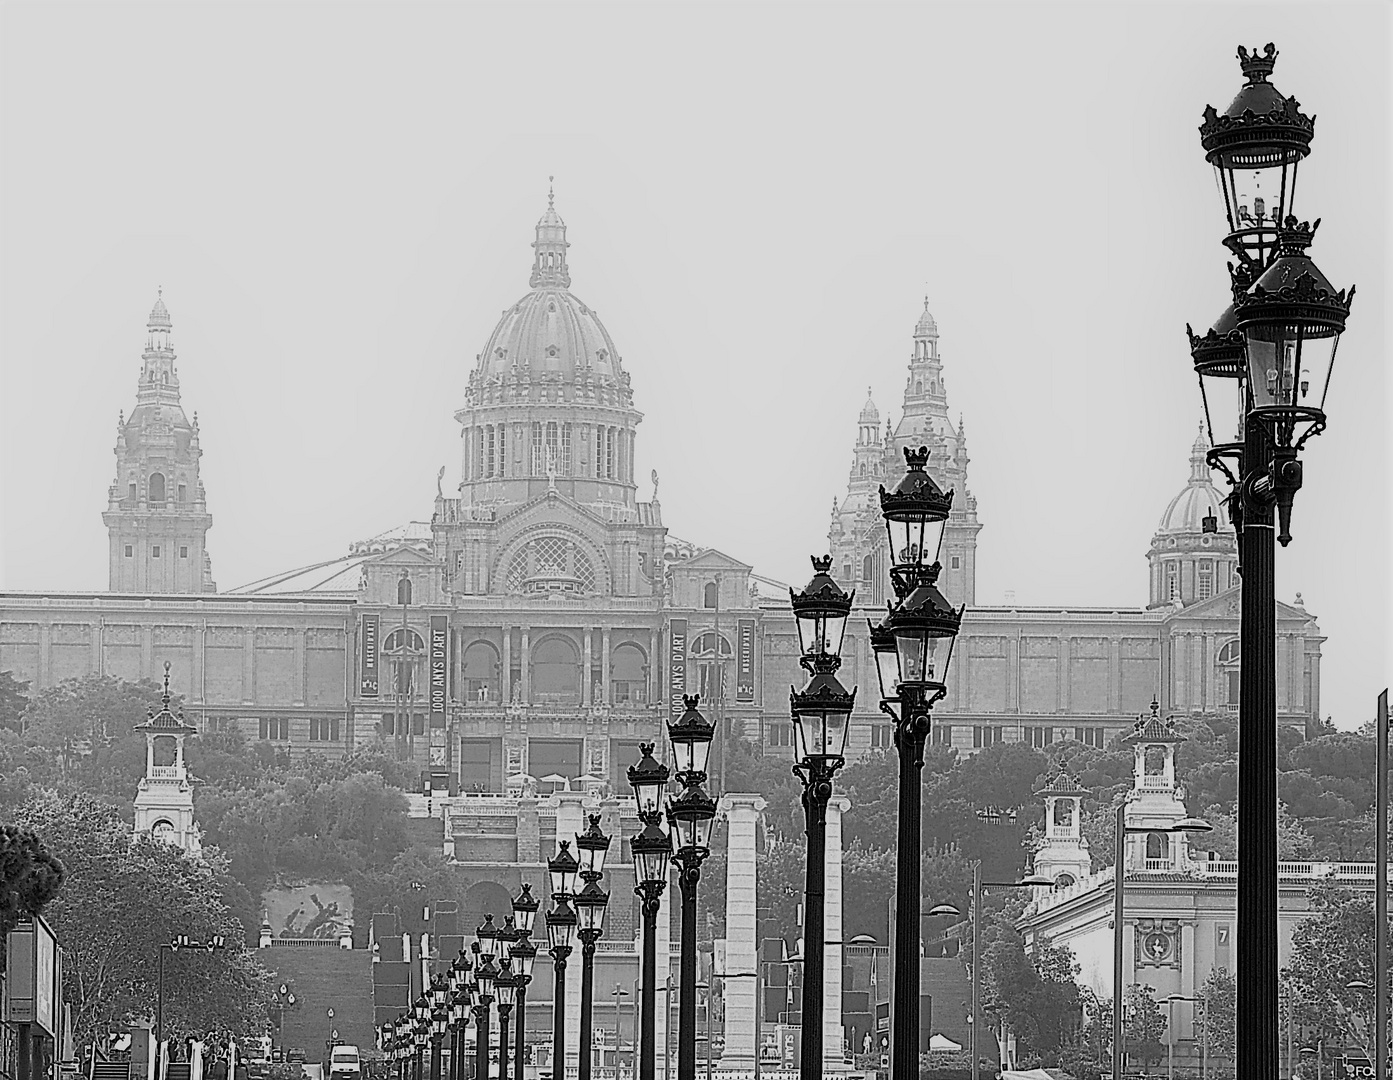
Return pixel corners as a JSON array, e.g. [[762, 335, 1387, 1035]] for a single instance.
[[464, 191, 634, 410], [1158, 425, 1231, 534]]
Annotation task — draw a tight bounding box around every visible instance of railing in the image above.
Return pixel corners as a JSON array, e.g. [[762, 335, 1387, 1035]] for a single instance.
[[148, 765, 184, 780], [1143, 859, 1172, 871], [1139, 775, 1173, 790]]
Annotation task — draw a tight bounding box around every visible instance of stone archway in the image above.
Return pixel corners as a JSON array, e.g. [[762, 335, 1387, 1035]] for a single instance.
[[461, 880, 515, 936]]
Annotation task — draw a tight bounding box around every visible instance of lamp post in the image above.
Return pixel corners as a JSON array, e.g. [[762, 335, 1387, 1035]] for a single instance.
[[788, 556, 855, 1080], [1191, 44, 1354, 1079], [629, 744, 672, 1080], [547, 844, 581, 1080], [575, 817, 613, 1080], [413, 996, 430, 1080], [447, 951, 472, 1080], [612, 985, 630, 1079], [873, 446, 963, 1075], [666, 697, 718, 1080], [494, 959, 517, 1080], [474, 922, 500, 1080], [428, 974, 450, 1080], [510, 885, 540, 1080], [155, 933, 226, 1078], [1110, 792, 1211, 1080]]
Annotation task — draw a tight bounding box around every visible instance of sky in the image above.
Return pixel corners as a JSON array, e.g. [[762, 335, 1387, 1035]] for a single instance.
[[1, 1, 1388, 732]]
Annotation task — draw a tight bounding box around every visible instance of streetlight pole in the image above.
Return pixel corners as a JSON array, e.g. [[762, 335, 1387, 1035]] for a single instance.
[[495, 960, 517, 1080], [788, 557, 855, 1080], [1164, 996, 1200, 1080], [575, 816, 613, 1080], [547, 845, 581, 1080], [155, 933, 226, 1078], [474, 921, 500, 1080], [1376, 690, 1389, 1080], [1191, 45, 1354, 1080], [511, 886, 539, 1080], [612, 985, 629, 1080], [666, 698, 718, 1080], [873, 446, 963, 1076], [629, 745, 673, 1080]]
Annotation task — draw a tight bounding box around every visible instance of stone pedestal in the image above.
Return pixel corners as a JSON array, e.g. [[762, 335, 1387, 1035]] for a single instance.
[[718, 794, 766, 1072], [824, 795, 851, 1071]]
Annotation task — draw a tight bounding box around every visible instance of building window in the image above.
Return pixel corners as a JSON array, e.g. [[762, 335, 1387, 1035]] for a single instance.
[[704, 582, 718, 609], [259, 717, 289, 741], [561, 423, 572, 474], [930, 724, 952, 746], [486, 426, 496, 477], [379, 713, 395, 736], [1074, 726, 1105, 748], [951, 556, 961, 569], [179, 546, 189, 559], [973, 725, 1002, 748], [124, 545, 133, 557], [768, 722, 794, 747], [128, 482, 137, 503], [152, 545, 161, 558], [870, 723, 892, 749], [177, 483, 187, 502], [309, 717, 341, 742], [532, 422, 545, 474], [1198, 559, 1213, 600], [149, 472, 166, 503], [1024, 726, 1053, 748], [1166, 564, 1179, 601]]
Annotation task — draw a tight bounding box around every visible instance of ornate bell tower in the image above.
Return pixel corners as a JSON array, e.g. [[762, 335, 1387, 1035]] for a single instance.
[[103, 292, 216, 593], [133, 662, 201, 854], [1032, 768, 1092, 889], [1119, 700, 1194, 872]]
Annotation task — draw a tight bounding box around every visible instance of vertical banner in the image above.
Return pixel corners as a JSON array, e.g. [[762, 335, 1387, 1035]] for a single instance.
[[429, 616, 448, 767], [668, 618, 688, 723], [359, 614, 379, 697], [736, 619, 755, 702]]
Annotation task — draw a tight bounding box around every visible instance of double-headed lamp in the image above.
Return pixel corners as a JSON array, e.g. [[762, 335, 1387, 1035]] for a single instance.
[[576, 814, 612, 877], [574, 879, 611, 935], [493, 959, 518, 1009], [511, 882, 539, 936], [879, 446, 953, 592], [548, 841, 580, 899], [475, 914, 499, 963], [546, 896, 578, 952], [630, 816, 672, 888], [791, 666, 855, 762], [667, 782, 718, 854]]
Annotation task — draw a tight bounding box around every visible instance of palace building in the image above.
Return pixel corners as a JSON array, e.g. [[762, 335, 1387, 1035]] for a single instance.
[[0, 192, 1325, 788]]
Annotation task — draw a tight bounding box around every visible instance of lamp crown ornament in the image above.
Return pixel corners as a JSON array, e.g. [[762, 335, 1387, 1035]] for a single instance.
[[879, 446, 954, 516], [1237, 42, 1279, 83], [1199, 42, 1314, 161]]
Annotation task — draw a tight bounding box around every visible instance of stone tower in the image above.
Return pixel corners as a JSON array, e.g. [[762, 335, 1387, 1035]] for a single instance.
[[1032, 768, 1092, 889], [1119, 701, 1195, 872], [829, 301, 981, 608], [133, 662, 201, 854], [103, 292, 216, 593], [1148, 423, 1238, 608]]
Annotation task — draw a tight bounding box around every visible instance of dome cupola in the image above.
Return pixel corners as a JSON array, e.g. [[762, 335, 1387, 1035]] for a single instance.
[[914, 297, 938, 339], [1147, 422, 1238, 608]]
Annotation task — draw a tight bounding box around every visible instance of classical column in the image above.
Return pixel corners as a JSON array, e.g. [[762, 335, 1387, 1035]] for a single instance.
[[555, 792, 589, 1073], [718, 794, 765, 1071], [502, 626, 512, 701], [521, 629, 531, 704], [582, 628, 594, 706], [293, 629, 306, 706], [824, 795, 851, 1071], [601, 628, 612, 706]]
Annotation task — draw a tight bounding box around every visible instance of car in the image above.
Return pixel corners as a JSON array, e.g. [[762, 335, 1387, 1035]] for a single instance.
[[328, 1046, 360, 1080], [285, 1049, 307, 1066]]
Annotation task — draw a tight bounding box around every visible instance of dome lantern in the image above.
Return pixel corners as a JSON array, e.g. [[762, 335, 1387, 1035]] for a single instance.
[[530, 178, 571, 289]]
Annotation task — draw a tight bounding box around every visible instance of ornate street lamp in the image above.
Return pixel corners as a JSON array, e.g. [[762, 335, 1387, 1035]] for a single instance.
[[629, 743, 672, 1080], [875, 446, 962, 1075], [1190, 44, 1355, 1080], [575, 816, 613, 1080], [447, 951, 471, 1080], [474, 927, 498, 1080], [412, 996, 430, 1080], [547, 843, 581, 1079], [665, 696, 717, 1080], [494, 958, 517, 1080], [510, 884, 539, 1080], [789, 556, 855, 1080]]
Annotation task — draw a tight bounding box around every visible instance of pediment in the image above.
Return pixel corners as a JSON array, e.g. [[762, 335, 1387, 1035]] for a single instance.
[[678, 548, 753, 573], [494, 491, 615, 537], [1164, 586, 1317, 626], [364, 544, 437, 567]]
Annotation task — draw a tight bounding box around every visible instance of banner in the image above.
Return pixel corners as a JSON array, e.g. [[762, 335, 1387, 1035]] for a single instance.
[[669, 618, 688, 722], [359, 615, 379, 697], [736, 619, 755, 702], [429, 616, 448, 728]]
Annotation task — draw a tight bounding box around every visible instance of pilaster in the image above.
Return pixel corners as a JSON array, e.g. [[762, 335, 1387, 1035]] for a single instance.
[[718, 793, 765, 1071], [553, 791, 588, 1071], [824, 795, 851, 1072]]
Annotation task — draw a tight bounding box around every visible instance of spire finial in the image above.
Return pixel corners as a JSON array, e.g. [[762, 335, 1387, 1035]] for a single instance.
[[162, 660, 172, 707], [548, 176, 554, 209]]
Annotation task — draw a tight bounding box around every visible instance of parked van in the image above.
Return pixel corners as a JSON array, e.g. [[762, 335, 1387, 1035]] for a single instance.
[[329, 1047, 361, 1080]]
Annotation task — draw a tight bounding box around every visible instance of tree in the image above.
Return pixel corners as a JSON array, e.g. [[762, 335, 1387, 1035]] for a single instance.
[[1194, 802, 1313, 860], [1193, 967, 1236, 1062], [13, 792, 272, 1045], [1285, 880, 1387, 1061], [0, 823, 65, 947], [972, 899, 1083, 1059], [0, 671, 30, 733], [21, 674, 170, 791], [1123, 983, 1168, 1069]]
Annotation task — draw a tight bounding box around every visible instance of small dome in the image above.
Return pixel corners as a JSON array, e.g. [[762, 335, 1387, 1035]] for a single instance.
[[1157, 424, 1231, 534], [148, 292, 172, 330], [914, 297, 937, 338], [858, 389, 879, 424]]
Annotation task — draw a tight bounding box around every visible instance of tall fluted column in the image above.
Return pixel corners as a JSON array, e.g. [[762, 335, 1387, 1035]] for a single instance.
[[717, 794, 765, 1071], [824, 794, 851, 1071], [555, 792, 589, 1073]]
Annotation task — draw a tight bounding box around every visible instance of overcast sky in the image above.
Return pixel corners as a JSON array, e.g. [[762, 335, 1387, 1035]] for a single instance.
[[1, 2, 1387, 731]]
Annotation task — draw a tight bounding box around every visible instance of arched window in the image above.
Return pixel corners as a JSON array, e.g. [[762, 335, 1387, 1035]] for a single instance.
[[915, 382, 923, 396], [463, 641, 500, 703], [1166, 563, 1180, 601], [1145, 832, 1170, 861], [692, 633, 733, 658], [382, 628, 425, 653], [1054, 873, 1076, 890], [611, 643, 648, 705], [862, 554, 874, 582], [148, 473, 166, 503], [703, 582, 718, 609], [532, 637, 581, 704], [1217, 638, 1241, 707]]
